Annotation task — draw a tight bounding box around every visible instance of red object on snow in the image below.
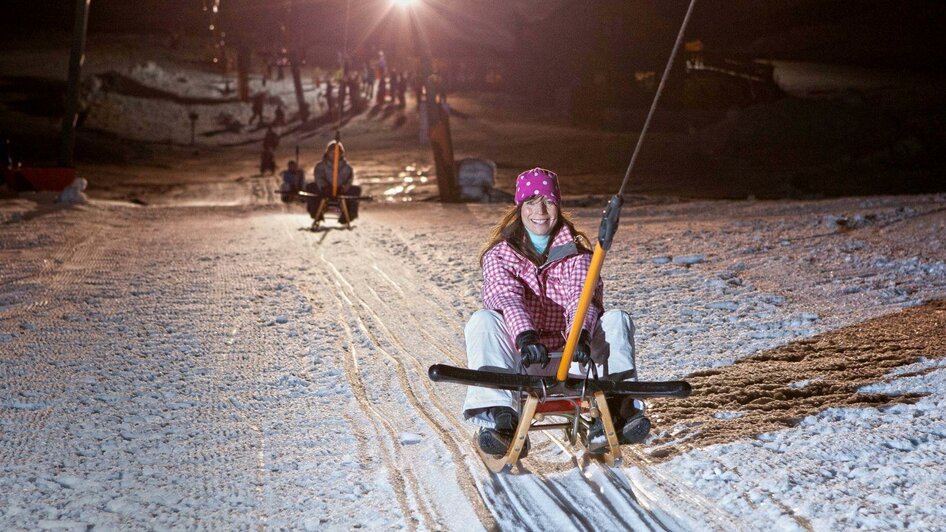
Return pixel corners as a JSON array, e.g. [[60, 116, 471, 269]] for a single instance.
[[4, 166, 76, 192]]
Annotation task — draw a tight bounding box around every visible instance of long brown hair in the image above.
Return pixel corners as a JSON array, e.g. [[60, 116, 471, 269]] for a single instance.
[[479, 204, 593, 266]]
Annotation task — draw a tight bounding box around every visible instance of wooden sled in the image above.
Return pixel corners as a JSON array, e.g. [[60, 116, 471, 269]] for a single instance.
[[430, 364, 691, 473]]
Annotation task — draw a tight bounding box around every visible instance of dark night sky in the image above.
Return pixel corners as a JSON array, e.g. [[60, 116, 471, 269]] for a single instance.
[[3, 1, 944, 71]]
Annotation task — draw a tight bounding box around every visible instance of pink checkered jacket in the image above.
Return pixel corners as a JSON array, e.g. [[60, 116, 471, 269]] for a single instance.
[[481, 225, 603, 350]]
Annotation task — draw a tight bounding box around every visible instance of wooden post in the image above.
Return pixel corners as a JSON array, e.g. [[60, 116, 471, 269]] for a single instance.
[[59, 0, 90, 167], [236, 45, 250, 102], [409, 10, 459, 203], [289, 50, 309, 122]]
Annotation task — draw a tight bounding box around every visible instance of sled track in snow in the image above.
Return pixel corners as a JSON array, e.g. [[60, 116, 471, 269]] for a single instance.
[[306, 268, 433, 529], [306, 264, 442, 529], [312, 230, 590, 530], [284, 242, 434, 527], [283, 219, 491, 529], [353, 230, 739, 531], [315, 251, 498, 530], [297, 216, 741, 531], [0, 209, 123, 462], [332, 256, 640, 529]]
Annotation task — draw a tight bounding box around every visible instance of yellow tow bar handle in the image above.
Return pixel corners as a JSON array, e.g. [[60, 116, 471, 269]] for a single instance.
[[556, 194, 623, 381]]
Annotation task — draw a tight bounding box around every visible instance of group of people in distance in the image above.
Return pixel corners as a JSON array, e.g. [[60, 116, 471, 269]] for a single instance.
[[279, 140, 360, 225]]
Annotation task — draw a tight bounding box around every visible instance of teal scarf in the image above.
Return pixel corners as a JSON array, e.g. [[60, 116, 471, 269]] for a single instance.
[[526, 230, 551, 255]]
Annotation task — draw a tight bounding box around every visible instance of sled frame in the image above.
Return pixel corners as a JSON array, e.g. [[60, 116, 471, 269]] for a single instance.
[[476, 390, 621, 473], [311, 197, 353, 231]]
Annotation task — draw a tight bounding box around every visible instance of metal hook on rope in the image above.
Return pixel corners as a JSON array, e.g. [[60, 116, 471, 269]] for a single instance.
[[331, 129, 342, 197]]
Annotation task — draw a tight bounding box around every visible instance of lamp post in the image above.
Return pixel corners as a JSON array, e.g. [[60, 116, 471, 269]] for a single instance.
[[59, 0, 91, 167], [402, 0, 459, 202]]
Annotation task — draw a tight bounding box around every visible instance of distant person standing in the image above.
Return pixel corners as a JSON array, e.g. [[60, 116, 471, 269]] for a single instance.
[[390, 71, 400, 106], [412, 73, 425, 109], [396, 72, 407, 108], [263, 126, 279, 153], [347, 73, 361, 110], [313, 77, 325, 115], [364, 62, 375, 100], [260, 126, 279, 175], [377, 50, 387, 78], [249, 92, 266, 125], [273, 105, 286, 127], [373, 61, 383, 99], [338, 77, 348, 117], [324, 79, 336, 119], [279, 160, 305, 202], [376, 73, 387, 105]]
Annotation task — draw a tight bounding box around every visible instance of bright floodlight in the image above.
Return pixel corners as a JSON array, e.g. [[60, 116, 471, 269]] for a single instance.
[[393, 0, 416, 7]]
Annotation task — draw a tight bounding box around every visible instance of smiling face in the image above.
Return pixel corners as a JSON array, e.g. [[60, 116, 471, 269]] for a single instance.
[[520, 195, 559, 236]]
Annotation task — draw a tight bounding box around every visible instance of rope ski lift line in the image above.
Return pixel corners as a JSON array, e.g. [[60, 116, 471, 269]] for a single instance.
[[307, 2, 370, 232], [333, 0, 352, 198], [556, 0, 698, 381], [427, 0, 698, 472], [332, 130, 341, 197]]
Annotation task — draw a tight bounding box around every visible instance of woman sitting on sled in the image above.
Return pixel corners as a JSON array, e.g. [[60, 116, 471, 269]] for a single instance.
[[463, 168, 650, 456], [304, 140, 361, 224]]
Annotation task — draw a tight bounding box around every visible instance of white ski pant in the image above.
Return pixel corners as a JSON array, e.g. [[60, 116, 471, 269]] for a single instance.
[[462, 309, 637, 427]]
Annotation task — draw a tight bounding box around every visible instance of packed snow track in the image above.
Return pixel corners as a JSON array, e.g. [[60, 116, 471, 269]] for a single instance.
[[1, 195, 945, 529]]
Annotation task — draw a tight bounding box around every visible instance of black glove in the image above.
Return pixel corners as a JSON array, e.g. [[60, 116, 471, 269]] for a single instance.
[[516, 330, 550, 369], [573, 329, 593, 365]]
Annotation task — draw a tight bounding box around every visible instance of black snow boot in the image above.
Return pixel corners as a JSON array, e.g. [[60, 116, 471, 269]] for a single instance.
[[619, 413, 652, 445], [477, 407, 530, 458], [586, 398, 651, 454]]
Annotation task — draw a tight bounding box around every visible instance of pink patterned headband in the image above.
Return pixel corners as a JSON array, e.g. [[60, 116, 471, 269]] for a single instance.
[[515, 167, 560, 206]]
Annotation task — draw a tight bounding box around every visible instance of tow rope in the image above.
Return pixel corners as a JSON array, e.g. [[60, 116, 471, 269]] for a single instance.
[[332, 130, 341, 197], [556, 0, 698, 381], [333, 0, 351, 198]]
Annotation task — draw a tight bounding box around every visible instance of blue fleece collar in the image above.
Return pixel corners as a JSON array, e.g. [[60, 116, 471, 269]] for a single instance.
[[526, 229, 551, 255]]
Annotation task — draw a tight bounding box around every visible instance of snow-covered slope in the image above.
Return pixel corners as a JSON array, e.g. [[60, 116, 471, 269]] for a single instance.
[[0, 194, 943, 529]]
